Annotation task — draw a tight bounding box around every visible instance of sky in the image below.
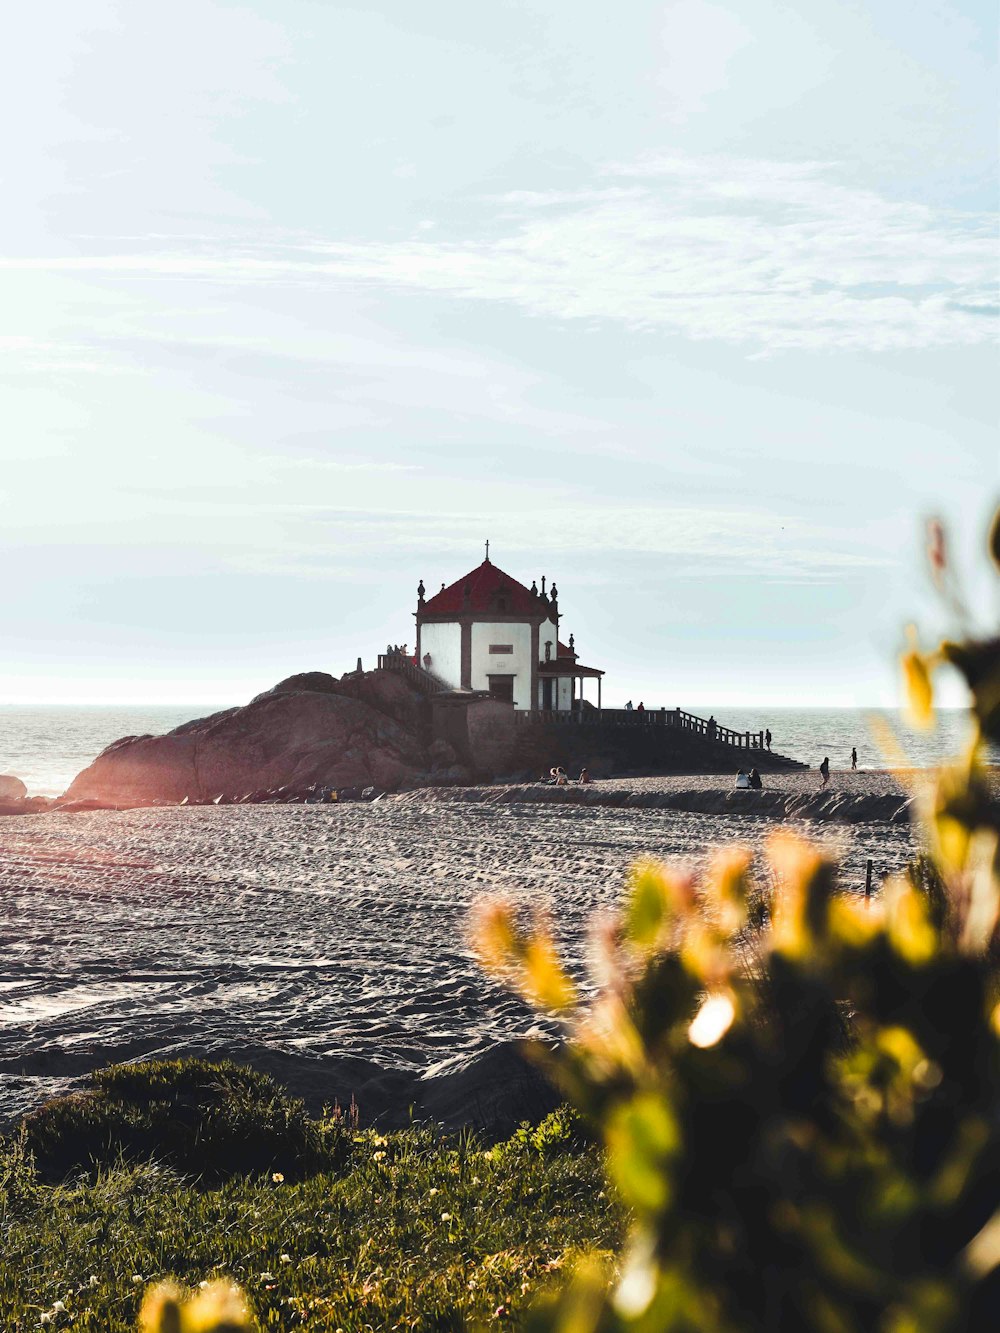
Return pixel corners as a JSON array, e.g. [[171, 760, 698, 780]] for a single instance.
[[0, 0, 996, 709]]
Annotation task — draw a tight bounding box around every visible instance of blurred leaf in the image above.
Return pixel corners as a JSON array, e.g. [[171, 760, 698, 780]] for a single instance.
[[940, 636, 1000, 742], [902, 629, 935, 729], [624, 860, 674, 949], [524, 933, 578, 1012], [963, 1208, 1000, 1280], [705, 848, 751, 935], [470, 899, 520, 976], [988, 503, 1000, 573], [883, 877, 937, 965], [606, 1094, 678, 1214]]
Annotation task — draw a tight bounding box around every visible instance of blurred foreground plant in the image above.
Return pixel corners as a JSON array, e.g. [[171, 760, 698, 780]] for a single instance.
[[140, 1280, 255, 1333], [475, 508, 1000, 1332]]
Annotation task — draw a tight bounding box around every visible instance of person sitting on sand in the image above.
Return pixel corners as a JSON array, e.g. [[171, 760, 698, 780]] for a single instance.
[[748, 767, 763, 789], [578, 768, 591, 784], [735, 769, 751, 789], [550, 766, 568, 786], [819, 756, 830, 787]]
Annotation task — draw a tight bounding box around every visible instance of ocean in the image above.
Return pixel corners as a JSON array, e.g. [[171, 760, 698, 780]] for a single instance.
[[0, 705, 226, 798], [0, 703, 989, 798]]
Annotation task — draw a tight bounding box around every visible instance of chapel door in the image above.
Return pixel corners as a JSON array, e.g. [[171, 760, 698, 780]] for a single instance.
[[488, 675, 515, 704]]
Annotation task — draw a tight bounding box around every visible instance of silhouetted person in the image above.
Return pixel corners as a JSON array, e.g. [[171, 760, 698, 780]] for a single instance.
[[819, 756, 830, 787], [708, 715, 717, 740], [851, 746, 858, 770], [765, 728, 772, 751], [636, 701, 645, 713], [749, 767, 763, 789], [624, 700, 634, 711]]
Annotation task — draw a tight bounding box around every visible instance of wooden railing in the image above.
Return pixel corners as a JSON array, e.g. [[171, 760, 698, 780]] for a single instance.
[[377, 653, 450, 695], [514, 705, 765, 750]]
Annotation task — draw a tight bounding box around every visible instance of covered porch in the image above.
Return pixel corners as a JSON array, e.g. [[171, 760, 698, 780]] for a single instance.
[[537, 660, 604, 713]]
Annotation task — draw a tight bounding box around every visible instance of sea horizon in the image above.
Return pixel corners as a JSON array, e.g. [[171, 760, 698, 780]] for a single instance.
[[0, 700, 985, 798]]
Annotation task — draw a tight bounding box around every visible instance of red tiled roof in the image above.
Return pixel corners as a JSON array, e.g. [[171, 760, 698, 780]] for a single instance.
[[539, 660, 604, 677], [421, 560, 544, 616]]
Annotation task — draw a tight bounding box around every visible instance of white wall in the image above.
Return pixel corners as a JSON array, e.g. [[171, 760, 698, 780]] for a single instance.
[[420, 622, 462, 689], [470, 621, 534, 709], [539, 618, 559, 663]]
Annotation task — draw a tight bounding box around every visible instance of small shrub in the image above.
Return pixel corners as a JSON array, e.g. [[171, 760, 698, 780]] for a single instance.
[[20, 1058, 347, 1184], [509, 1106, 591, 1159]]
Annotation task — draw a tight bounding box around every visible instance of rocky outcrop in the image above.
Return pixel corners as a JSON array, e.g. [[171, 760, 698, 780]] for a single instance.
[[0, 775, 27, 803], [61, 673, 431, 808]]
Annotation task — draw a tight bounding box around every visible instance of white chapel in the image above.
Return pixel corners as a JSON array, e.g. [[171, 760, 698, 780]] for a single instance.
[[411, 551, 604, 712]]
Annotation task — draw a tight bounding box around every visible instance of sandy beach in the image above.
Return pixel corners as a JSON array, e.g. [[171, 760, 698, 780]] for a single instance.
[[0, 771, 920, 1129]]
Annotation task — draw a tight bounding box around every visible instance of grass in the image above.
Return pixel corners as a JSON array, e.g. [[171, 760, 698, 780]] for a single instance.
[[20, 1059, 337, 1186], [0, 1064, 622, 1331]]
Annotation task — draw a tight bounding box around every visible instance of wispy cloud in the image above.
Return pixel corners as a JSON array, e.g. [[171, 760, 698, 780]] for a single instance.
[[220, 502, 892, 585], [2, 155, 993, 354]]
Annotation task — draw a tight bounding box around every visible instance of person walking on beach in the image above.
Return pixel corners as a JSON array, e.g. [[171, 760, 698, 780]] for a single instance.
[[765, 728, 772, 751], [819, 756, 830, 787], [851, 746, 858, 770]]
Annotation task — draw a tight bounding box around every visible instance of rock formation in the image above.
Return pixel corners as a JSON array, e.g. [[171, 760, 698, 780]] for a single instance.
[[0, 775, 27, 803], [61, 671, 439, 808]]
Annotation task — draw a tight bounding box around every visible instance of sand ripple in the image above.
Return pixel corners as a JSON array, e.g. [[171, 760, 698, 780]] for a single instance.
[[0, 799, 915, 1123]]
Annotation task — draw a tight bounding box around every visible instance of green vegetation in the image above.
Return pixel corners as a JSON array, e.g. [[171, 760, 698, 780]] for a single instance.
[[20, 1060, 342, 1186], [1, 1096, 621, 1331], [476, 509, 1000, 1332]]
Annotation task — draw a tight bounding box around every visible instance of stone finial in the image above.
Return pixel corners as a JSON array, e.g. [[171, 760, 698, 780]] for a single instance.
[[530, 579, 538, 596], [569, 633, 575, 653], [417, 579, 426, 606], [551, 582, 558, 601], [541, 576, 547, 596]]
